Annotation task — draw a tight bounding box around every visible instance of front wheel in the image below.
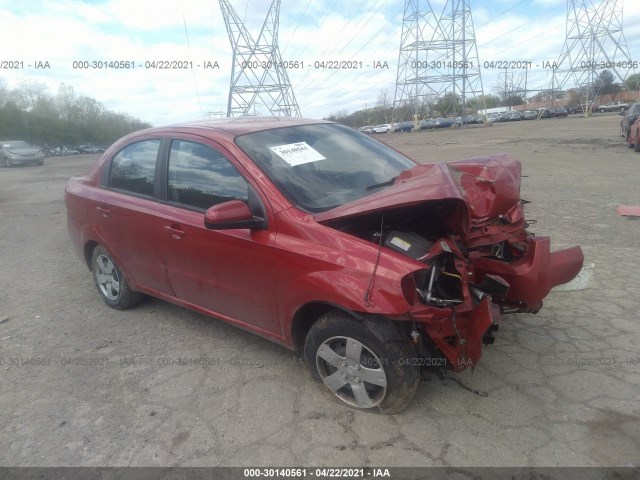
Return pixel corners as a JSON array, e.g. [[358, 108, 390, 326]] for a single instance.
[[91, 245, 143, 309], [304, 312, 419, 414]]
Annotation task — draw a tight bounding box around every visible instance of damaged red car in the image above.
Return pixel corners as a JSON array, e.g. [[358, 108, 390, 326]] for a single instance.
[[65, 118, 584, 413]]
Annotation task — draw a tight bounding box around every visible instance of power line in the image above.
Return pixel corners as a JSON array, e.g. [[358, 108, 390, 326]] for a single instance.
[[219, 0, 301, 117], [551, 0, 636, 110], [392, 0, 485, 122]]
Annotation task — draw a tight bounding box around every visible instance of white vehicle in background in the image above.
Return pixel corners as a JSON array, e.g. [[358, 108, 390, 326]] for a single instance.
[[371, 124, 392, 133]]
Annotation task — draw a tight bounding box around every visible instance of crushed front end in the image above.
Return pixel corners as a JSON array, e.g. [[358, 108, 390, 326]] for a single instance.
[[395, 155, 584, 371], [318, 154, 584, 372]]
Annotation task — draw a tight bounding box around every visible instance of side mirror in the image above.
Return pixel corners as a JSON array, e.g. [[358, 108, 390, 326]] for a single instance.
[[204, 200, 266, 230]]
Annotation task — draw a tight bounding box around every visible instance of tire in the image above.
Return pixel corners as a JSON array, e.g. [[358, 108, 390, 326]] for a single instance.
[[91, 245, 143, 309], [635, 136, 640, 153], [304, 311, 419, 414], [4, 157, 12, 167]]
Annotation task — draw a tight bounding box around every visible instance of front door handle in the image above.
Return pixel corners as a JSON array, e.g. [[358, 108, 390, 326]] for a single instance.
[[96, 206, 111, 217], [164, 224, 185, 239]]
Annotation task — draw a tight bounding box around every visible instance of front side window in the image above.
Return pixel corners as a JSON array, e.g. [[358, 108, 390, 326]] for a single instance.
[[167, 140, 249, 210], [109, 139, 160, 196]]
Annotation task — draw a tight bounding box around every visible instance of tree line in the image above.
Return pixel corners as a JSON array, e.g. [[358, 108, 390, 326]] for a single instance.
[[0, 78, 151, 147]]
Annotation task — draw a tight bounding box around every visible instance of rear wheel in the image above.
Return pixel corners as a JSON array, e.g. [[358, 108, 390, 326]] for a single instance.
[[91, 245, 143, 309], [304, 311, 419, 414]]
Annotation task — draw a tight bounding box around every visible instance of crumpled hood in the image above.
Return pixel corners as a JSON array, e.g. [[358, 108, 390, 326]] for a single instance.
[[314, 153, 523, 227]]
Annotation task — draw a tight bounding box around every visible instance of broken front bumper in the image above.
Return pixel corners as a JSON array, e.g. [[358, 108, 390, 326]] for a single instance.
[[409, 236, 584, 371], [470, 236, 584, 312]]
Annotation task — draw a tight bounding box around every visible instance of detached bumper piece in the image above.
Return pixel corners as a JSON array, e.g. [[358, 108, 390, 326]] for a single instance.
[[471, 237, 584, 312]]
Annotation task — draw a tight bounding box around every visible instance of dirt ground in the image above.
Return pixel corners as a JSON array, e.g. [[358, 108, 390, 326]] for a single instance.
[[0, 113, 639, 468]]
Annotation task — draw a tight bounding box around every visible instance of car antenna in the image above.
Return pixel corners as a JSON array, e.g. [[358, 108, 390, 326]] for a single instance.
[[364, 213, 384, 307]]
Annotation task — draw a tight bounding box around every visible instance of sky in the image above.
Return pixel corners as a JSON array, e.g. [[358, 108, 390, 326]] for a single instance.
[[1, 0, 640, 126]]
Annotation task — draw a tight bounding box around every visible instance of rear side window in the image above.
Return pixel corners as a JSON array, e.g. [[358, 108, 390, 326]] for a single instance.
[[109, 140, 161, 196], [167, 140, 248, 210]]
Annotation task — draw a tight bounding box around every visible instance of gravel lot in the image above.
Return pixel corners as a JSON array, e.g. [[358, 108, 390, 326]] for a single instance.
[[0, 114, 639, 468]]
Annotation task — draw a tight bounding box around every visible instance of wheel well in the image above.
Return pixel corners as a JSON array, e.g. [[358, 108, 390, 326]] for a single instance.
[[291, 303, 357, 351], [290, 303, 412, 351], [83, 241, 99, 270]]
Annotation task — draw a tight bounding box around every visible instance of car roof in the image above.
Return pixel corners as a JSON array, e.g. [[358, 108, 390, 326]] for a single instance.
[[159, 116, 333, 136]]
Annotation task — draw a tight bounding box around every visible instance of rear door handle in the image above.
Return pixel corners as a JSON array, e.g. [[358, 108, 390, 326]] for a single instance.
[[164, 225, 186, 239], [96, 206, 111, 217]]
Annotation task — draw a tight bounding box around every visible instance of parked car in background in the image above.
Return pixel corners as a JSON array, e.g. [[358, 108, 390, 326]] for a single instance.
[[597, 101, 629, 113], [537, 108, 554, 119], [78, 145, 100, 154], [487, 113, 501, 123], [371, 124, 392, 133], [394, 121, 414, 132], [419, 119, 438, 129], [62, 147, 80, 155], [455, 115, 482, 126], [0, 140, 45, 167], [550, 107, 568, 118], [522, 110, 538, 120], [467, 114, 485, 124], [436, 117, 455, 128], [620, 103, 640, 141], [567, 103, 597, 114], [506, 111, 523, 121], [64, 117, 583, 413]]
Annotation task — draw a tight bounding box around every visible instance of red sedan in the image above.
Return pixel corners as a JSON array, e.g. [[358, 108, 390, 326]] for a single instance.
[[65, 117, 584, 413]]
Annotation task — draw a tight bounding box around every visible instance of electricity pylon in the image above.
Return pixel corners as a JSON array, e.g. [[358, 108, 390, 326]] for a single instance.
[[219, 0, 301, 117], [551, 0, 636, 112], [392, 0, 485, 123]]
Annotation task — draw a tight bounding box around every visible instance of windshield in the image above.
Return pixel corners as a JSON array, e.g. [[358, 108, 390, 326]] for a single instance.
[[235, 123, 416, 212], [3, 141, 34, 149]]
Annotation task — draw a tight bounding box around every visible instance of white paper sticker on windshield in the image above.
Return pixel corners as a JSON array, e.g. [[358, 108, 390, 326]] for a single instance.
[[270, 142, 326, 166]]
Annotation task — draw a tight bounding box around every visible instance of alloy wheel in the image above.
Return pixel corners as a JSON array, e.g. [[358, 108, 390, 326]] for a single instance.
[[94, 254, 120, 301], [315, 336, 387, 409]]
